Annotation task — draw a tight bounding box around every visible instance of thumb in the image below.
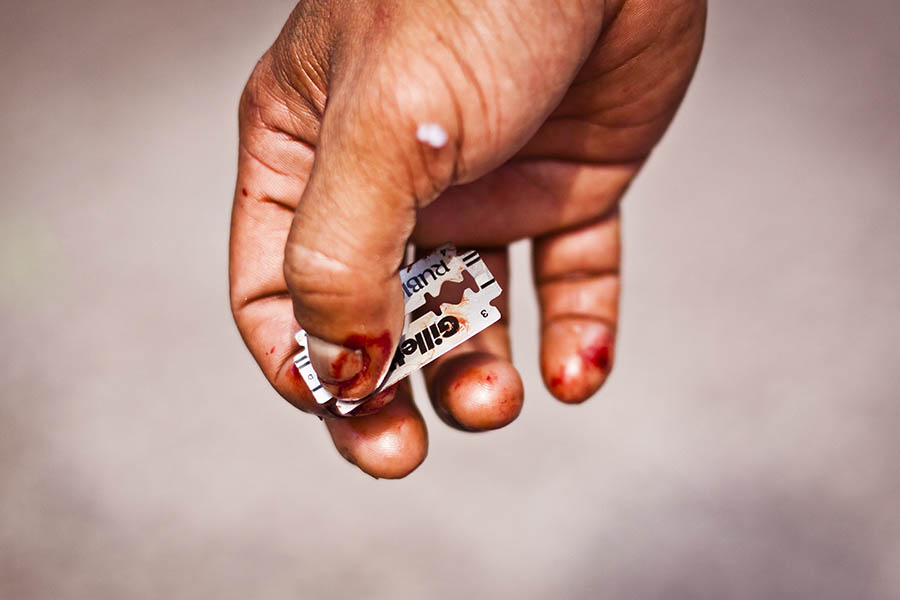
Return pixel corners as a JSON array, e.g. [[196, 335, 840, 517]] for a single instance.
[[283, 72, 451, 400], [283, 2, 604, 400]]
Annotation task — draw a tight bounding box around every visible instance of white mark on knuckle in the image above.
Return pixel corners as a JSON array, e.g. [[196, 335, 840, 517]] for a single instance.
[[416, 122, 449, 148]]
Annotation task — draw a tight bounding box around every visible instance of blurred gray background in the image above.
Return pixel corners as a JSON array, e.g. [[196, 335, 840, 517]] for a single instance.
[[2, 1, 899, 598]]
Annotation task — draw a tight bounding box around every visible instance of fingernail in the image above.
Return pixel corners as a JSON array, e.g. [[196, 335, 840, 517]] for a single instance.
[[307, 335, 365, 385], [541, 320, 613, 404], [576, 326, 612, 373]]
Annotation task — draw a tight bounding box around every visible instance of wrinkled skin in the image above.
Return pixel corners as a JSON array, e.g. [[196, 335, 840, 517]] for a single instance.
[[230, 0, 706, 478]]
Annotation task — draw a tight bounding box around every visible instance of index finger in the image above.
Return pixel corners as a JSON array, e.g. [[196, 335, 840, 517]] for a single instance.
[[229, 57, 428, 478], [228, 55, 324, 413]]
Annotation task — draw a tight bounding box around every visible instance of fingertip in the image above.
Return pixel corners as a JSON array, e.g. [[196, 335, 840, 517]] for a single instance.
[[309, 330, 395, 400], [348, 383, 398, 417], [429, 352, 523, 432], [325, 385, 427, 479], [307, 335, 365, 387], [540, 318, 614, 404]]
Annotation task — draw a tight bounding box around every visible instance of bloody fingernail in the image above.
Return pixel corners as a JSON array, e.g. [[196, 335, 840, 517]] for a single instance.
[[307, 335, 365, 385], [542, 320, 614, 404]]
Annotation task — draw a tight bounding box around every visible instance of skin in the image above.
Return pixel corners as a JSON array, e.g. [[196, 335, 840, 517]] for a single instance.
[[229, 0, 707, 478]]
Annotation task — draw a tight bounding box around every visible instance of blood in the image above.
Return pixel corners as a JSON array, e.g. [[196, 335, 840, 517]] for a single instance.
[[352, 383, 397, 416], [269, 346, 275, 355], [549, 373, 565, 390], [329, 348, 357, 381], [546, 343, 610, 403], [333, 331, 392, 396], [289, 363, 301, 378], [579, 343, 610, 371], [343, 330, 392, 357], [410, 270, 479, 322], [241, 187, 248, 197], [372, 3, 390, 28], [451, 367, 498, 393]]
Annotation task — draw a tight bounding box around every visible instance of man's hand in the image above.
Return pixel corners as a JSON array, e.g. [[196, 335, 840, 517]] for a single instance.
[[229, 0, 706, 478]]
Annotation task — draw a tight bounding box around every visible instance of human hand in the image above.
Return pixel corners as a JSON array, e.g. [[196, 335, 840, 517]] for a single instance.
[[229, 0, 706, 477]]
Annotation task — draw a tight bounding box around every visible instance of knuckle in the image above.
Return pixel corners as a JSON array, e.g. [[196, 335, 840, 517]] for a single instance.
[[362, 76, 463, 205], [283, 241, 353, 297], [270, 0, 335, 113], [338, 44, 491, 205]]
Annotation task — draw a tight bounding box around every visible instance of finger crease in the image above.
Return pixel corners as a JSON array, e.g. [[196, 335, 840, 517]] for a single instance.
[[257, 195, 296, 212], [239, 142, 295, 179], [536, 268, 620, 286], [543, 313, 617, 335], [235, 289, 290, 312]]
